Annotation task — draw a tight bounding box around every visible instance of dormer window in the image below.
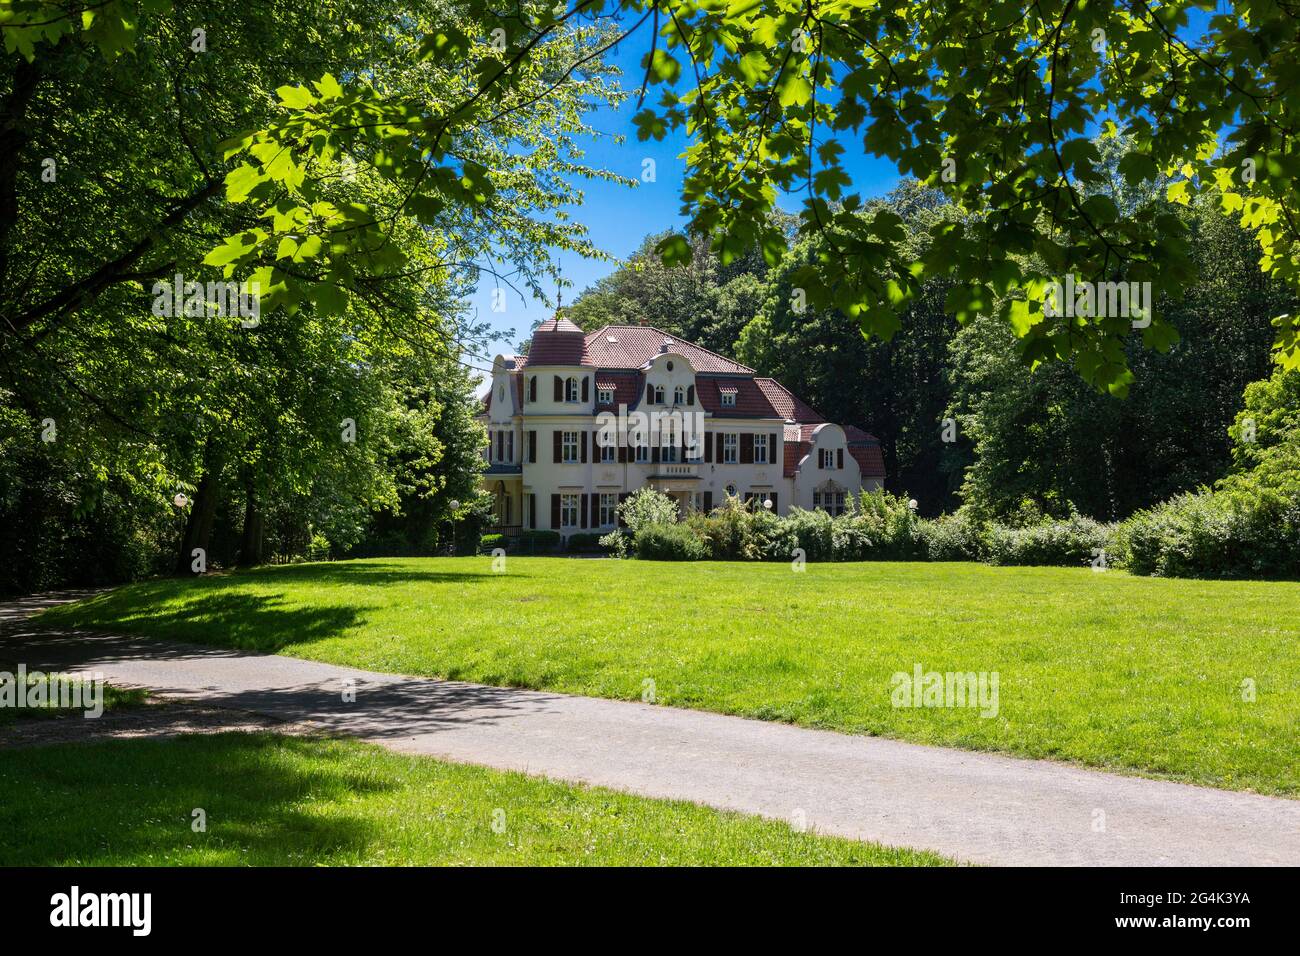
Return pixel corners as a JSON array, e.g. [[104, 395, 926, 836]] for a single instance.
[[597, 387, 614, 405], [565, 376, 580, 402], [720, 391, 736, 407]]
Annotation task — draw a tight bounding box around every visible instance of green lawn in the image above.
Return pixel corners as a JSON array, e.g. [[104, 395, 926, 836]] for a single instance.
[[37, 557, 1300, 795], [0, 733, 947, 865]]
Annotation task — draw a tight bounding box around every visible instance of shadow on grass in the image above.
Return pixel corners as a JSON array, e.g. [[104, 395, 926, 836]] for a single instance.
[[0, 734, 391, 865]]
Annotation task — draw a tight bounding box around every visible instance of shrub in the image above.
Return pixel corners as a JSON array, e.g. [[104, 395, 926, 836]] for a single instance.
[[916, 513, 987, 561], [1115, 486, 1300, 578], [517, 530, 561, 553], [632, 522, 712, 560], [781, 507, 835, 561], [598, 529, 629, 558], [480, 533, 505, 552], [688, 494, 779, 560], [566, 532, 605, 553], [617, 487, 678, 532], [984, 514, 1113, 567]]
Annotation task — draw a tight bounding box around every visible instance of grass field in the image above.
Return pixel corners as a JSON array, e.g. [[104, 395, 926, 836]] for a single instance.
[[37, 557, 1300, 795], [0, 733, 947, 865]]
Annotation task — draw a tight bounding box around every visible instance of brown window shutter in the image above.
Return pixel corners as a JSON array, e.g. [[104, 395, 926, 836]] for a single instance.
[[553, 376, 563, 401], [529, 494, 537, 529], [529, 377, 537, 403], [715, 433, 724, 461], [590, 494, 599, 526], [553, 430, 562, 463], [617, 493, 630, 527], [740, 433, 753, 464], [550, 494, 560, 529], [769, 493, 778, 513], [646, 382, 654, 405], [580, 430, 587, 463], [528, 430, 536, 463], [580, 494, 588, 528], [687, 385, 695, 405], [837, 448, 844, 469], [618, 442, 627, 464], [703, 491, 713, 512], [581, 377, 589, 403], [704, 431, 713, 462], [652, 444, 660, 464]]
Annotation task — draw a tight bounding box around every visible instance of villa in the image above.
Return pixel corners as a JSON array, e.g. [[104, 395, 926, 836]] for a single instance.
[[479, 318, 885, 536]]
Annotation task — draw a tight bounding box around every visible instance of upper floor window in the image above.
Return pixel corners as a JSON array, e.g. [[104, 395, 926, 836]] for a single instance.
[[635, 439, 650, 463], [597, 386, 614, 404], [565, 376, 580, 403], [819, 448, 840, 469], [720, 390, 736, 407], [674, 385, 685, 405], [527, 376, 537, 403], [562, 431, 579, 463], [653, 385, 665, 404], [599, 440, 616, 463], [754, 433, 769, 465], [723, 433, 738, 464]]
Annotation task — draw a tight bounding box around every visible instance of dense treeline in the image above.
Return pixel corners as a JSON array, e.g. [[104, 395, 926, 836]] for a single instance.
[[566, 171, 1295, 530], [0, 0, 621, 592]]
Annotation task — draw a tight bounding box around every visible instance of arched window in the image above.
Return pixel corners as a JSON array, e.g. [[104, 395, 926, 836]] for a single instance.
[[674, 385, 685, 405], [565, 376, 579, 402], [653, 385, 665, 404]]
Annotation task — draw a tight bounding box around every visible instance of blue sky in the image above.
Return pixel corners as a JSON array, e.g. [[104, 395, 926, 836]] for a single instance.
[[465, 36, 904, 368]]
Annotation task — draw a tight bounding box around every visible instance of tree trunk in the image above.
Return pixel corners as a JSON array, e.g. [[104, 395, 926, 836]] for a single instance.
[[238, 485, 264, 567], [176, 459, 220, 575]]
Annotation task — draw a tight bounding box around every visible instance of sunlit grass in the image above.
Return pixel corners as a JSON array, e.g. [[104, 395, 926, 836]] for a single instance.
[[39, 556, 1300, 795]]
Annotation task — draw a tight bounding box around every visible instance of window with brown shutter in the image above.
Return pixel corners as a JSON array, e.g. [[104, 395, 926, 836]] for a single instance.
[[740, 433, 753, 464], [553, 430, 562, 463], [553, 376, 562, 401], [550, 494, 560, 529]]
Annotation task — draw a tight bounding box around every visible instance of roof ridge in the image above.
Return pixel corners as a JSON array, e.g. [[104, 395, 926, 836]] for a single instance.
[[587, 324, 755, 374]]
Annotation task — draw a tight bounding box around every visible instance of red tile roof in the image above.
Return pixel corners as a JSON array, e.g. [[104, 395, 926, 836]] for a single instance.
[[535, 317, 584, 333], [696, 376, 780, 418], [755, 378, 823, 422], [850, 444, 886, 477], [592, 370, 643, 411], [784, 440, 809, 478], [583, 325, 753, 373]]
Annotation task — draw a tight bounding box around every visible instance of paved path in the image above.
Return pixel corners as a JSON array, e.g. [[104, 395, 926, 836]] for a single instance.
[[4, 592, 1298, 866]]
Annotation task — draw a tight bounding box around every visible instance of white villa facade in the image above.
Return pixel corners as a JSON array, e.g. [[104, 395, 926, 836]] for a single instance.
[[478, 319, 885, 537]]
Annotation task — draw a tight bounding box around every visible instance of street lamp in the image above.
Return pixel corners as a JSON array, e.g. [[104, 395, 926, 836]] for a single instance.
[[763, 498, 773, 511]]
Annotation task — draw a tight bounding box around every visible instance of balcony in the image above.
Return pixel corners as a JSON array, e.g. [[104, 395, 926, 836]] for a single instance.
[[651, 463, 700, 479]]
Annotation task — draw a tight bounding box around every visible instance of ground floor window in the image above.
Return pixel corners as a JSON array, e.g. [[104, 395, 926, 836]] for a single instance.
[[560, 494, 579, 528], [598, 493, 618, 526], [814, 490, 847, 516]]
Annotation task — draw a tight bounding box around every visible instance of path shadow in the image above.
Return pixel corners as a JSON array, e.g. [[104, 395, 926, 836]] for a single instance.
[[0, 733, 394, 865]]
